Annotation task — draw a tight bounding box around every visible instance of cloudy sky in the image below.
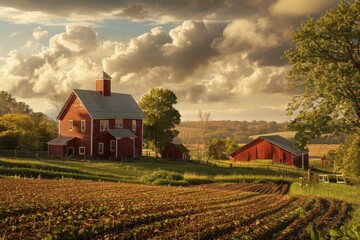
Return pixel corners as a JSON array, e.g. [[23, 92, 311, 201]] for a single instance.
[[0, 0, 341, 122]]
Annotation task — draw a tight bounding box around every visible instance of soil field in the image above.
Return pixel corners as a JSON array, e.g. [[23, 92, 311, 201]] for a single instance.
[[0, 179, 350, 239]]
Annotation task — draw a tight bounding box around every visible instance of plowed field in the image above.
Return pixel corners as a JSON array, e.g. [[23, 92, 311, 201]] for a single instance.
[[0, 179, 350, 239]]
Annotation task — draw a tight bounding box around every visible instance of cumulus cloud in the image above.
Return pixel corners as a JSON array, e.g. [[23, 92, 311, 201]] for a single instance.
[[9, 31, 19, 38], [269, 0, 338, 17], [0, 25, 107, 98], [32, 26, 48, 40]]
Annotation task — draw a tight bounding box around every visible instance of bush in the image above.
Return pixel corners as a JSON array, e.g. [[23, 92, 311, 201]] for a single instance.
[[140, 170, 187, 186]]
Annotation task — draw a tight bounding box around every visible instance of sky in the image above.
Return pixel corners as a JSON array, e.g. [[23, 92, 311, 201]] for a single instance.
[[0, 0, 341, 122]]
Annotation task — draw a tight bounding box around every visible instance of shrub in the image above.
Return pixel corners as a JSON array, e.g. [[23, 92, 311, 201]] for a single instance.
[[140, 170, 187, 186]]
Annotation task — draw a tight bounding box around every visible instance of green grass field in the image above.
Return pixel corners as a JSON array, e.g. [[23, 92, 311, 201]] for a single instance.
[[0, 156, 303, 185]]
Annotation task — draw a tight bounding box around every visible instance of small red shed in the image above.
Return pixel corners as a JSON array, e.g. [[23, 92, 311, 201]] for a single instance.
[[161, 143, 190, 160], [229, 135, 309, 168]]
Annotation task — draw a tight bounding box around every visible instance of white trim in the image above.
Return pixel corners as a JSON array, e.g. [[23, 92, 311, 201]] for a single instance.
[[132, 138, 135, 157], [110, 140, 115, 152], [79, 147, 85, 155], [99, 142, 104, 154], [81, 120, 86, 132], [90, 118, 93, 157], [68, 120, 73, 131]]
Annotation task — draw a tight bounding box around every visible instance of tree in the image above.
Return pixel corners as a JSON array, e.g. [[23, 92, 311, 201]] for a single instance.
[[206, 138, 226, 160], [139, 88, 181, 157], [0, 113, 57, 150], [333, 134, 360, 177], [49, 90, 71, 115], [0, 91, 33, 116], [206, 137, 238, 160], [285, 0, 360, 149], [198, 110, 211, 159]]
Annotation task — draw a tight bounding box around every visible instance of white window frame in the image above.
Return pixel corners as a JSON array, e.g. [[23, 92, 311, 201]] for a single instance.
[[81, 120, 86, 132], [68, 120, 73, 131], [79, 147, 85, 155], [100, 120, 109, 131], [132, 120, 136, 132], [98, 142, 104, 154], [115, 118, 123, 128], [110, 140, 115, 152]]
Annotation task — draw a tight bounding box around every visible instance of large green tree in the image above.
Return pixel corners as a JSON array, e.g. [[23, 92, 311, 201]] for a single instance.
[[139, 88, 181, 157], [285, 0, 360, 149]]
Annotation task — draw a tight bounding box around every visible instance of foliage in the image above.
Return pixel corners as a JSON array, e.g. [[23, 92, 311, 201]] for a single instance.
[[0, 113, 57, 150], [330, 225, 360, 240], [0, 91, 33, 116], [206, 138, 227, 160], [333, 134, 360, 177], [285, 0, 360, 149], [197, 110, 211, 159], [139, 88, 181, 157], [206, 137, 239, 160]]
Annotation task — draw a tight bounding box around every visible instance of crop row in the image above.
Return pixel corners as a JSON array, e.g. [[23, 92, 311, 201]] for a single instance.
[[0, 178, 350, 239]]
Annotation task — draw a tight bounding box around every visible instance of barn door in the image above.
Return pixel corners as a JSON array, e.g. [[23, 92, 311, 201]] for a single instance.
[[67, 147, 74, 157]]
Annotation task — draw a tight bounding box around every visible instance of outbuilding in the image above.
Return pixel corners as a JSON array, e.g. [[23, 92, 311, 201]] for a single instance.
[[229, 135, 309, 168], [161, 143, 190, 160]]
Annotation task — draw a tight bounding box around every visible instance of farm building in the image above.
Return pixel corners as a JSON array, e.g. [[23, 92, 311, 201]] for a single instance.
[[229, 135, 309, 168], [48, 71, 145, 159], [161, 143, 190, 160]]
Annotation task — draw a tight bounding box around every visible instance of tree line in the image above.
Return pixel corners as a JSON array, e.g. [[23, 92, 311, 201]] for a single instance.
[[0, 91, 57, 151]]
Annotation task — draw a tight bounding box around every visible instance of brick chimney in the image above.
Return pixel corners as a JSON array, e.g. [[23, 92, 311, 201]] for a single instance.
[[96, 71, 112, 96]]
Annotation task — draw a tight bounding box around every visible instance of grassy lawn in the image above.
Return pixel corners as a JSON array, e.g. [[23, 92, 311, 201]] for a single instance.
[[0, 156, 301, 185]]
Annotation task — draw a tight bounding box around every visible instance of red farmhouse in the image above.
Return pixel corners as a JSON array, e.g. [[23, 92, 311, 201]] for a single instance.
[[229, 135, 309, 168], [48, 71, 145, 159], [161, 143, 190, 160]]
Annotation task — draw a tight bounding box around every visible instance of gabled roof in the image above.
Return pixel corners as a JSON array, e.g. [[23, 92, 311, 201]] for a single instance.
[[166, 143, 190, 153], [107, 129, 137, 139], [58, 89, 145, 120], [260, 135, 307, 155], [47, 137, 75, 145], [230, 135, 307, 157]]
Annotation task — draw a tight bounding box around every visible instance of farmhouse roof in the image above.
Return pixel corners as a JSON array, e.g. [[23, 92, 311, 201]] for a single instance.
[[259, 135, 307, 155], [58, 89, 145, 120], [107, 129, 137, 139], [47, 137, 75, 145]]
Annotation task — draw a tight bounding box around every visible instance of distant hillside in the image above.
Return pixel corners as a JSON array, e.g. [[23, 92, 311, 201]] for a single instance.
[[250, 131, 296, 140], [175, 120, 289, 144]]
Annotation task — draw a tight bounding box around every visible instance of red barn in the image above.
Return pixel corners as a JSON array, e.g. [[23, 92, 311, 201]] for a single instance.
[[47, 71, 145, 159], [229, 135, 309, 168], [161, 143, 190, 160]]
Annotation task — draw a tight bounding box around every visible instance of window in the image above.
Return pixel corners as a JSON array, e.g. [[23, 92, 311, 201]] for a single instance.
[[100, 120, 109, 131], [110, 140, 115, 152], [115, 118, 123, 128], [132, 120, 136, 131], [79, 147, 85, 155], [68, 120, 73, 131], [81, 120, 86, 132], [99, 142, 104, 154]]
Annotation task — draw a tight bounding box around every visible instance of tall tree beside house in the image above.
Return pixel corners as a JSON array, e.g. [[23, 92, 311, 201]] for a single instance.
[[285, 0, 360, 176], [139, 88, 181, 158]]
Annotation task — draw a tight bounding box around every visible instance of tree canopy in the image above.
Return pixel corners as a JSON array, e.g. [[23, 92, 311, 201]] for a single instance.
[[285, 0, 360, 149], [0, 91, 33, 116], [139, 88, 181, 157]]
